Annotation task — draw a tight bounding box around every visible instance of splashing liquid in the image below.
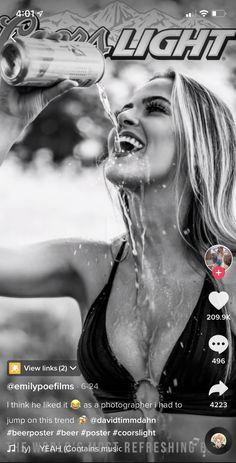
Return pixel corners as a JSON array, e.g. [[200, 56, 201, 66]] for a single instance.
[[118, 194, 137, 257], [96, 82, 121, 152], [97, 86, 168, 460]]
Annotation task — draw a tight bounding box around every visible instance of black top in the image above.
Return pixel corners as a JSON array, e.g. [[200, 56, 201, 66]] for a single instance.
[[77, 241, 236, 416]]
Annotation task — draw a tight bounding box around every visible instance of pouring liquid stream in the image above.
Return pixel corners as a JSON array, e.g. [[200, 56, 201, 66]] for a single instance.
[[97, 84, 169, 461], [96, 83, 139, 260], [96, 82, 121, 152]]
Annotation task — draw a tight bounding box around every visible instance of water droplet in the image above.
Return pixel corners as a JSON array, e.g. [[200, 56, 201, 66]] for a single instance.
[[173, 378, 178, 387], [73, 250, 77, 255], [79, 244, 82, 249], [87, 261, 90, 266], [183, 228, 190, 235], [162, 230, 167, 235], [173, 224, 177, 229], [162, 184, 167, 189], [180, 342, 184, 348]]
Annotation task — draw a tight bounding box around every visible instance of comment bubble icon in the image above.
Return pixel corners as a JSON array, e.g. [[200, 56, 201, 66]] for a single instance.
[[208, 335, 228, 354]]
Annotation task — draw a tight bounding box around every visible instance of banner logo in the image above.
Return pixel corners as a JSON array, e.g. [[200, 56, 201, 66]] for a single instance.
[[0, 1, 235, 59]]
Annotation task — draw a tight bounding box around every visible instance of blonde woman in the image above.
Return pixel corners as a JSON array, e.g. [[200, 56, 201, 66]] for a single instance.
[[0, 38, 235, 461]]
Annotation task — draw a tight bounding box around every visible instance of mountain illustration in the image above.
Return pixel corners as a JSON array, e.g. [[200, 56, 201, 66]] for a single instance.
[[107, 8, 184, 44], [41, 11, 82, 29], [87, 1, 140, 27], [41, 2, 138, 31], [40, 1, 217, 44]]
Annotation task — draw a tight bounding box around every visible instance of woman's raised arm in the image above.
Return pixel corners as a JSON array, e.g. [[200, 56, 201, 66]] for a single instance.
[[0, 33, 111, 308], [0, 239, 112, 313], [0, 241, 78, 298]]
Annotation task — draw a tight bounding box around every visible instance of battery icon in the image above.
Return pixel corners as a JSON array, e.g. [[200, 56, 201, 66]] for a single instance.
[[212, 10, 227, 17]]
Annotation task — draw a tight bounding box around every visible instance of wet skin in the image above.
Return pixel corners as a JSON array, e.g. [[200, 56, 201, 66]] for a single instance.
[[103, 79, 206, 387]]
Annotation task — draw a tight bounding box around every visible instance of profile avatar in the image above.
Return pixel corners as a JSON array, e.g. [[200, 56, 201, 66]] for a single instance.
[[204, 245, 232, 272], [205, 427, 232, 454], [210, 432, 227, 449]]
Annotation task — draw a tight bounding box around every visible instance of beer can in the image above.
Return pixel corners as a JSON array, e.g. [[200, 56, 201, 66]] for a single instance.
[[0, 37, 105, 87]]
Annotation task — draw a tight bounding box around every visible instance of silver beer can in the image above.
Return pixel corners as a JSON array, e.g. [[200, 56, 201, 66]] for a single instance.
[[0, 37, 105, 87]]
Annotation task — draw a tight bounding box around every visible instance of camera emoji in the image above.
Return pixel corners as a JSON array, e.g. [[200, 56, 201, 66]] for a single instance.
[[79, 415, 87, 424]]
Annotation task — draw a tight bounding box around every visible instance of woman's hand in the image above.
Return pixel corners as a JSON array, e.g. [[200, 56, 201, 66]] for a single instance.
[[0, 72, 78, 129]]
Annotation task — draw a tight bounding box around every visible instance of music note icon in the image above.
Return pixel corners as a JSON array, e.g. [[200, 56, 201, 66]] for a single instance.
[[7, 443, 16, 452]]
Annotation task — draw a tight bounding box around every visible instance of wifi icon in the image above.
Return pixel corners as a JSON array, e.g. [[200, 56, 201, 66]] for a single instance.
[[199, 9, 209, 16]]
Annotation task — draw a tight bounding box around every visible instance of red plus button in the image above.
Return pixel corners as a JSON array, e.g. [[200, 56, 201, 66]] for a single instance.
[[212, 266, 225, 280]]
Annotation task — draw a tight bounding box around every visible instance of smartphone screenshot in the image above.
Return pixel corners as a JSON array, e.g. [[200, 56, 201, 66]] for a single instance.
[[0, 0, 235, 462]]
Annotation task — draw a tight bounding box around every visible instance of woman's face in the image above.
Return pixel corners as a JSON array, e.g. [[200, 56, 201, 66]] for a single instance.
[[105, 78, 175, 188]]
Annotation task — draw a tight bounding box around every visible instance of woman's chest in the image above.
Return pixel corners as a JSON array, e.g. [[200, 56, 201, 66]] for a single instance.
[[106, 271, 205, 384]]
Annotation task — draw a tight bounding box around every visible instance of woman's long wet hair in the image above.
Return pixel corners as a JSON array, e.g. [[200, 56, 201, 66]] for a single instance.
[[169, 71, 236, 255], [163, 70, 236, 382]]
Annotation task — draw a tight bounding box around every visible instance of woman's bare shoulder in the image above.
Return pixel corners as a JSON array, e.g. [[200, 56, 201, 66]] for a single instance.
[[63, 235, 126, 265]]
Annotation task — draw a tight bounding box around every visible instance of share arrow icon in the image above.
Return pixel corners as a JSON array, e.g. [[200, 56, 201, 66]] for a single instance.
[[208, 381, 228, 396]]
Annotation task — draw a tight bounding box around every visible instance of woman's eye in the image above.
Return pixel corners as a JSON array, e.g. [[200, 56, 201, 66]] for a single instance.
[[145, 101, 170, 115]]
